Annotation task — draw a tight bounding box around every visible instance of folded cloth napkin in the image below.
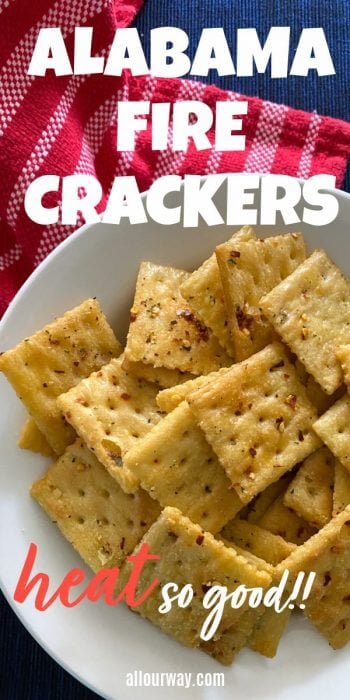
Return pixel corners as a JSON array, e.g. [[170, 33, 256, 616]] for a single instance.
[[0, 0, 350, 318]]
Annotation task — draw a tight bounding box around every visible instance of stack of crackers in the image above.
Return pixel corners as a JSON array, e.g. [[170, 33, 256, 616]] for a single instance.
[[2, 226, 350, 665]]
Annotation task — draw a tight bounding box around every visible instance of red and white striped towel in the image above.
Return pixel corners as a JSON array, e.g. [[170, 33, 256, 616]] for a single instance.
[[1, 0, 350, 317]]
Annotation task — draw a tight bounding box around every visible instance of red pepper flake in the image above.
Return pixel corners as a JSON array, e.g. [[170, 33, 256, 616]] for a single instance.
[[283, 373, 290, 380], [121, 393, 131, 400], [49, 338, 60, 345], [323, 572, 332, 586], [196, 534, 205, 545], [201, 583, 211, 594], [249, 447, 256, 457], [177, 309, 209, 341], [230, 250, 241, 258], [286, 394, 297, 409], [73, 361, 80, 367], [130, 312, 137, 323], [298, 430, 304, 442], [120, 537, 125, 550], [54, 369, 65, 374]]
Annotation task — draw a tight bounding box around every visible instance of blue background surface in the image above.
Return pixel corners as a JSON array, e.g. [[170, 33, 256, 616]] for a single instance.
[[1, 1, 349, 698]]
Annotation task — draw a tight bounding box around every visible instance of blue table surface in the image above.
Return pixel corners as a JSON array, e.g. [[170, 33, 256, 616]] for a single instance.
[[1, 1, 350, 698]]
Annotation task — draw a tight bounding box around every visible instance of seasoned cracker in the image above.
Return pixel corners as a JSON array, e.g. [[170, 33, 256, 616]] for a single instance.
[[124, 402, 243, 534], [313, 395, 350, 472], [122, 357, 193, 388], [258, 493, 317, 545], [18, 417, 54, 457], [156, 366, 230, 413], [260, 250, 350, 394], [283, 447, 334, 528], [58, 356, 164, 493], [188, 342, 321, 503], [124, 262, 231, 375], [216, 233, 305, 361], [333, 461, 350, 517], [116, 507, 271, 648], [275, 506, 350, 649], [220, 519, 296, 566], [30, 440, 160, 572], [0, 299, 121, 454], [180, 226, 255, 357]]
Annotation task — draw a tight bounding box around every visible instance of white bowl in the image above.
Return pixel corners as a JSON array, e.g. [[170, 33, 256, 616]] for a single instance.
[[0, 176, 349, 700]]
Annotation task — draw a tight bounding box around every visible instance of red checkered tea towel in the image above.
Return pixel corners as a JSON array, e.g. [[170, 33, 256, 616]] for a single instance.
[[0, 0, 350, 317]]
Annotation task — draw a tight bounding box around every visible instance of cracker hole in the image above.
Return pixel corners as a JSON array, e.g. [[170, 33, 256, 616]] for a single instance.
[[77, 516, 85, 524], [101, 489, 110, 499], [78, 489, 85, 497], [167, 531, 178, 542]]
